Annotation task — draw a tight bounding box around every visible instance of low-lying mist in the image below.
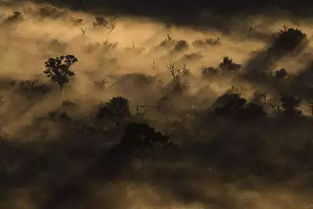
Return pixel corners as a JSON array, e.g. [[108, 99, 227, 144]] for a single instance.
[[1, 1, 313, 209]]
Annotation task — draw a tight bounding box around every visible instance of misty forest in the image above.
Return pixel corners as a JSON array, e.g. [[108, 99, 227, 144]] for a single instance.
[[1, 0, 313, 208]]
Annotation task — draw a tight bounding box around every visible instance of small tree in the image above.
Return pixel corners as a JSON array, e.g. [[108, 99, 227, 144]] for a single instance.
[[43, 55, 78, 92], [97, 97, 131, 127], [94, 78, 109, 93], [166, 62, 188, 83], [201, 66, 218, 78], [166, 63, 190, 93], [219, 57, 241, 72], [93, 16, 108, 27]]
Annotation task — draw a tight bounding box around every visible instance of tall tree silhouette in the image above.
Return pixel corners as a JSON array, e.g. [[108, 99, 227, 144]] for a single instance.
[[43, 55, 78, 92]]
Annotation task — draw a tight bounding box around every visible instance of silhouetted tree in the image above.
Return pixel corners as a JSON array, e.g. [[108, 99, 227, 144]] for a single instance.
[[201, 66, 218, 78], [219, 57, 241, 72], [167, 63, 189, 83], [43, 55, 78, 92], [173, 40, 189, 52], [281, 95, 302, 117], [97, 97, 131, 127], [213, 93, 265, 120], [109, 123, 174, 162], [213, 93, 246, 117], [272, 28, 306, 53], [94, 78, 109, 93], [166, 63, 189, 93]]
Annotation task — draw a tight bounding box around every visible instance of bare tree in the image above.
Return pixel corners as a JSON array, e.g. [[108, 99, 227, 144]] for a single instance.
[[166, 62, 188, 83], [94, 78, 109, 93]]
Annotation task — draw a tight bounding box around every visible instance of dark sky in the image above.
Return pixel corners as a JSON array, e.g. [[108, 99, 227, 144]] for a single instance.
[[20, 0, 312, 31], [30, 0, 313, 17]]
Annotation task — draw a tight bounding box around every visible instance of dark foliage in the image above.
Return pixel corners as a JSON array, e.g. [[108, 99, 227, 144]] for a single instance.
[[43, 55, 78, 91], [107, 123, 175, 172], [271, 28, 306, 53], [97, 97, 131, 127], [219, 57, 241, 72], [213, 93, 266, 120]]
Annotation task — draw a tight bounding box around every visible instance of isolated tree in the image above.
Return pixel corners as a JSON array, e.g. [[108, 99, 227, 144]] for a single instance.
[[94, 78, 109, 93], [166, 63, 189, 93], [219, 57, 241, 72], [167, 63, 189, 83], [43, 55, 78, 92], [97, 97, 131, 127]]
